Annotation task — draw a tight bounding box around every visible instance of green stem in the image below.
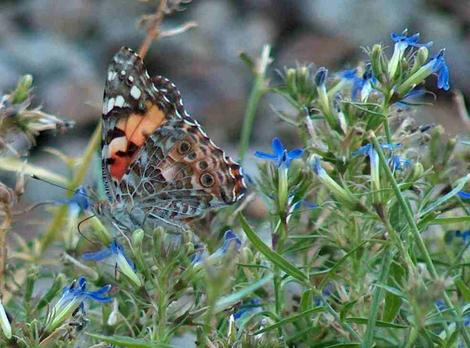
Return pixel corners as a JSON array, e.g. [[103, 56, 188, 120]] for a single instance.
[[39, 123, 101, 252], [239, 45, 271, 163], [370, 132, 470, 346], [361, 246, 393, 347]]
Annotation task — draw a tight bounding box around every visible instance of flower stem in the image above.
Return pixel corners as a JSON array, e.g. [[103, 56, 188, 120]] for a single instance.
[[40, 123, 101, 252], [361, 246, 393, 347], [239, 45, 271, 163], [370, 131, 470, 346]]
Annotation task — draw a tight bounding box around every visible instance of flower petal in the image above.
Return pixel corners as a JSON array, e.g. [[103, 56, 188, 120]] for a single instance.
[[287, 148, 304, 160], [458, 191, 470, 199], [254, 151, 277, 160], [271, 137, 285, 157], [82, 247, 113, 261]]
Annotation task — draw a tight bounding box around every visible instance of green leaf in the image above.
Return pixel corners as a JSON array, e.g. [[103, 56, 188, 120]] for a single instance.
[[374, 283, 407, 299], [324, 344, 360, 348], [345, 317, 407, 328], [238, 214, 309, 283], [340, 300, 358, 322], [215, 274, 273, 311], [419, 174, 470, 216], [430, 216, 470, 225], [254, 306, 323, 334], [455, 279, 470, 301], [86, 333, 175, 348]]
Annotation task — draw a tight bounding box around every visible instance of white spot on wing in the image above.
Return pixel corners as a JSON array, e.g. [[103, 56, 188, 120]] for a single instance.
[[108, 70, 117, 81], [130, 85, 142, 99], [105, 97, 115, 114], [115, 95, 125, 108]]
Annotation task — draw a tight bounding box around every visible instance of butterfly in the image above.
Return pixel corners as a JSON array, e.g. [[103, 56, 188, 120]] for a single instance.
[[95, 47, 246, 232]]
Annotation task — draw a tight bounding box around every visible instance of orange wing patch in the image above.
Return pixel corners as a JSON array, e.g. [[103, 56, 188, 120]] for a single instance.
[[107, 103, 168, 181]]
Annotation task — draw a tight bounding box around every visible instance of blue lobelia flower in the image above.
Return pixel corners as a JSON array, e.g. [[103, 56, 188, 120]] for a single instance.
[[422, 49, 450, 91], [389, 29, 432, 78], [212, 230, 242, 258], [191, 230, 242, 267], [455, 230, 470, 244], [233, 298, 261, 322], [255, 137, 303, 169], [314, 67, 328, 87], [340, 65, 377, 101], [458, 191, 470, 200], [395, 88, 426, 109], [56, 185, 90, 213], [388, 154, 412, 171], [45, 277, 111, 332], [82, 240, 141, 287], [391, 30, 432, 50]]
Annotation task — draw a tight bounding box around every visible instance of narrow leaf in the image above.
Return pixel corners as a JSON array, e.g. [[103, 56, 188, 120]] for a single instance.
[[238, 214, 308, 283]]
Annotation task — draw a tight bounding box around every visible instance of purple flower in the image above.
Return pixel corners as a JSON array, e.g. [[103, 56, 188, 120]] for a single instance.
[[255, 138, 304, 168], [458, 191, 470, 200], [352, 143, 400, 157]]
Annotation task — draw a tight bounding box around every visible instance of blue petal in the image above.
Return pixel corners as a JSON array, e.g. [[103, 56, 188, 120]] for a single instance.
[[352, 144, 371, 157], [271, 138, 285, 157], [82, 247, 113, 261], [287, 148, 304, 160], [314, 67, 328, 86], [254, 151, 278, 161], [437, 63, 450, 91], [338, 68, 358, 80], [458, 191, 470, 199], [222, 230, 241, 253], [381, 143, 401, 151]]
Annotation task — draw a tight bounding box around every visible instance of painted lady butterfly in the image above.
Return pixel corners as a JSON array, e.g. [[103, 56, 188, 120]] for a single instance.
[[97, 47, 246, 231]]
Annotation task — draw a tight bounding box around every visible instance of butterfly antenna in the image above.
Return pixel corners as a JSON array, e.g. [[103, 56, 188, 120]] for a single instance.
[[30, 174, 100, 201], [77, 215, 101, 246]]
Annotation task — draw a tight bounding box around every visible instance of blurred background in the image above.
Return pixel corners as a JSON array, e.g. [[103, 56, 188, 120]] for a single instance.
[[0, 0, 469, 210]]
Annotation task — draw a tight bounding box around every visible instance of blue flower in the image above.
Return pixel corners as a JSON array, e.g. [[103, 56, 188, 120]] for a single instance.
[[395, 88, 426, 109], [214, 230, 242, 256], [314, 283, 333, 306], [341, 65, 377, 101], [352, 144, 401, 157], [291, 199, 318, 211], [352, 143, 400, 157], [191, 230, 242, 267], [455, 230, 470, 244], [435, 299, 446, 312], [46, 277, 111, 332], [423, 49, 450, 91], [82, 240, 141, 287], [56, 185, 90, 213], [391, 30, 432, 49], [338, 68, 358, 80], [314, 67, 328, 87], [458, 191, 470, 200], [233, 298, 261, 321], [388, 154, 412, 171], [255, 138, 304, 168]]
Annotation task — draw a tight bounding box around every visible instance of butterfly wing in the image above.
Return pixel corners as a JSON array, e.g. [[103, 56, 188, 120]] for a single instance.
[[101, 47, 246, 229]]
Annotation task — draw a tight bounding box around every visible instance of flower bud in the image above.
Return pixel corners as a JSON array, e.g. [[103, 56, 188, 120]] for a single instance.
[[132, 228, 144, 248], [370, 44, 386, 83], [11, 74, 33, 104]]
